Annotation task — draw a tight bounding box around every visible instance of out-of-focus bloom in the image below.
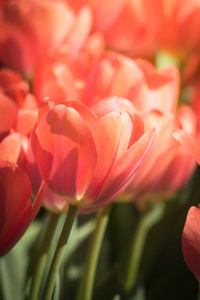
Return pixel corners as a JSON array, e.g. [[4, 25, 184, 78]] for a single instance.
[[0, 160, 45, 256], [182, 205, 200, 286], [124, 110, 179, 199], [0, 68, 38, 134], [34, 32, 105, 104], [0, 68, 40, 193], [92, 0, 158, 58], [173, 105, 200, 285], [34, 50, 179, 114], [156, 0, 200, 57], [32, 99, 155, 212], [122, 104, 197, 203], [142, 105, 198, 198], [0, 0, 93, 78], [83, 51, 180, 113], [80, 0, 200, 75], [67, 0, 127, 31]]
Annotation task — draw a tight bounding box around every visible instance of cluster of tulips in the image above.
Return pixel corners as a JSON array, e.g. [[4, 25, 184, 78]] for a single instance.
[[1, 1, 200, 299]]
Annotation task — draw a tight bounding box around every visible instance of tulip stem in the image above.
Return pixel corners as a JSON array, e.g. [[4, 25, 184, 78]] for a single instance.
[[42, 204, 78, 300], [29, 212, 60, 300], [124, 211, 149, 292], [124, 204, 164, 292], [76, 204, 111, 300]]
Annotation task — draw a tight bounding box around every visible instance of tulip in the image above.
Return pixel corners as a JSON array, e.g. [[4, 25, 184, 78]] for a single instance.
[[0, 68, 38, 135], [182, 205, 200, 286], [0, 0, 93, 78], [125, 110, 181, 199], [92, 0, 158, 58], [33, 32, 105, 104], [124, 104, 198, 203], [0, 68, 40, 193], [172, 107, 200, 286], [0, 160, 45, 256], [32, 99, 155, 211], [148, 105, 198, 197], [83, 51, 180, 114]]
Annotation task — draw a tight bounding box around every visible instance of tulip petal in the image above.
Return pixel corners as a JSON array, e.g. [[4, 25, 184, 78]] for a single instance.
[[0, 94, 18, 132], [43, 187, 68, 214], [32, 105, 97, 203], [84, 112, 124, 201], [173, 130, 200, 165], [0, 161, 32, 256], [90, 96, 137, 116], [91, 128, 155, 206], [128, 111, 181, 192], [0, 132, 21, 162]]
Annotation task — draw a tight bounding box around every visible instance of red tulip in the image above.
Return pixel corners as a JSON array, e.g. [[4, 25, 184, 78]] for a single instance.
[[32, 99, 155, 211], [0, 161, 45, 256], [182, 205, 200, 285]]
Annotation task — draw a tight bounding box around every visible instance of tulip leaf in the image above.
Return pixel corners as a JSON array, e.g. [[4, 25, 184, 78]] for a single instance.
[[0, 220, 41, 300]]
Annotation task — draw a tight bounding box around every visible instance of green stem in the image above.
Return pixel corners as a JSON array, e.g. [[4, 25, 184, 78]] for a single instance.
[[77, 204, 111, 300], [42, 205, 78, 300], [124, 211, 149, 292], [124, 204, 164, 292], [29, 212, 60, 300]]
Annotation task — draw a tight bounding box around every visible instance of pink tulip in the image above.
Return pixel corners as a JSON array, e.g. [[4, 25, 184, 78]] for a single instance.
[[126, 110, 181, 198], [33, 32, 105, 104], [156, 0, 200, 56], [83, 51, 179, 114], [0, 0, 93, 78], [93, 0, 158, 58], [0, 68, 38, 135], [125, 104, 198, 202], [32, 99, 155, 211], [0, 68, 41, 194], [0, 161, 45, 256], [148, 105, 198, 197], [182, 206, 200, 285], [0, 68, 38, 164]]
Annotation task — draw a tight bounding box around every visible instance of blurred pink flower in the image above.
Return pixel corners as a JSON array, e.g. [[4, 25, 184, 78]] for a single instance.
[[0, 68, 41, 193], [82, 51, 180, 113], [0, 0, 93, 78], [34, 32, 105, 104]]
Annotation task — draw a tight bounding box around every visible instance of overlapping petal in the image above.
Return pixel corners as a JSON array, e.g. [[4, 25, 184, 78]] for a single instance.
[[32, 104, 97, 204]]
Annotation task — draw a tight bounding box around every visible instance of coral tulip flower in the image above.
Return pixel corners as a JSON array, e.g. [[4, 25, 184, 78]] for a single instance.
[[182, 205, 200, 285], [32, 99, 155, 211], [0, 0, 93, 78], [0, 161, 45, 256], [83, 51, 179, 114]]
